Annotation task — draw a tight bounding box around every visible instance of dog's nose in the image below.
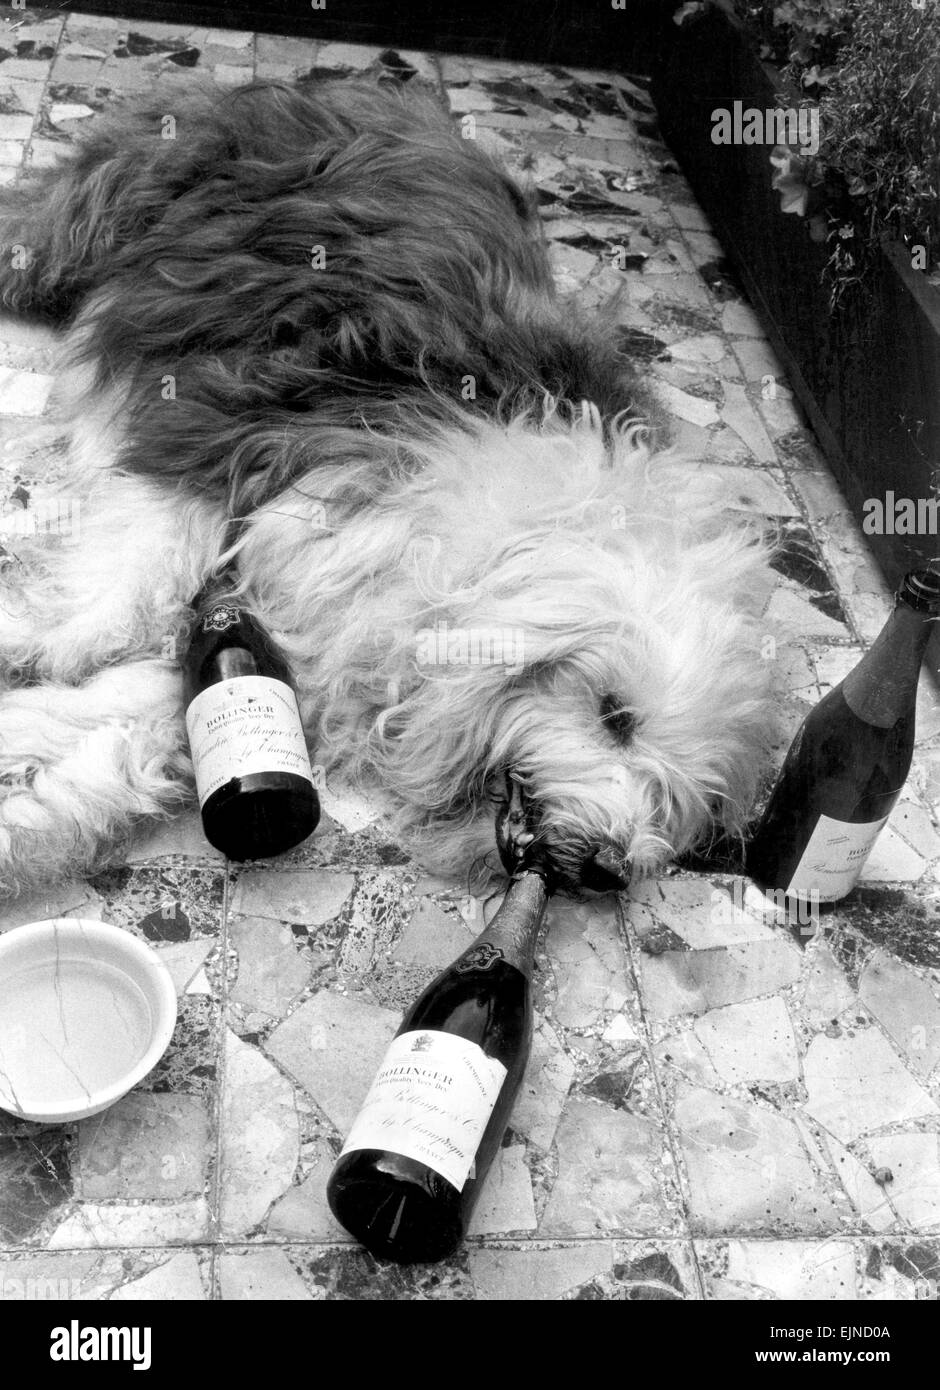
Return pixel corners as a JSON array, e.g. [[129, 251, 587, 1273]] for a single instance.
[[581, 845, 630, 891]]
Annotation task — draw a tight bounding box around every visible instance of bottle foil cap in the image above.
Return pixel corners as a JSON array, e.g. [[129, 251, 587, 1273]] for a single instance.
[[896, 568, 940, 614]]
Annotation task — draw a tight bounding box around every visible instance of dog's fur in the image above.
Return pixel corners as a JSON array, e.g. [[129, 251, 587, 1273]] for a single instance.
[[0, 76, 772, 893]]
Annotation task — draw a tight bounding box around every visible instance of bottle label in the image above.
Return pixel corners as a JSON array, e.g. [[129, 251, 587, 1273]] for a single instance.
[[340, 1030, 508, 1192], [185, 674, 313, 807], [202, 604, 242, 634], [785, 812, 889, 901]]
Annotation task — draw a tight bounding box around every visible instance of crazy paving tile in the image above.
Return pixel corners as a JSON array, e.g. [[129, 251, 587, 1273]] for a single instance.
[[538, 1099, 675, 1237], [639, 939, 802, 1020], [468, 1241, 616, 1301], [858, 951, 940, 1078], [676, 1086, 845, 1233], [802, 1027, 938, 1143], [692, 998, 800, 1085], [697, 1238, 858, 1300], [864, 1134, 940, 1230], [230, 868, 355, 927], [218, 1248, 313, 1301], [109, 1250, 208, 1300], [218, 1031, 300, 1237], [466, 1144, 538, 1236], [77, 1092, 210, 1201], [821, 1131, 896, 1232], [544, 896, 632, 1031], [265, 989, 397, 1135]]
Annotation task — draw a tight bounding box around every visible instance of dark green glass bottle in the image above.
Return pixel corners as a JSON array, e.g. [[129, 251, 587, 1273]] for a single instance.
[[326, 867, 550, 1263], [183, 591, 319, 860], [746, 568, 940, 904]]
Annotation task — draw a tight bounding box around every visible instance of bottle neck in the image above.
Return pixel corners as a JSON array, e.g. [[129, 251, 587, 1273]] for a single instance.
[[459, 871, 550, 980], [841, 602, 936, 727]]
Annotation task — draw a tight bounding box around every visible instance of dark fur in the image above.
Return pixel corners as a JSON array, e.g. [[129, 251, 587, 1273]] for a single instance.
[[0, 77, 648, 514]]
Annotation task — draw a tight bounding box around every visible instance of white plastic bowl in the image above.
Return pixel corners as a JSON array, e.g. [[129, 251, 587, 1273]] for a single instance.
[[0, 918, 178, 1122]]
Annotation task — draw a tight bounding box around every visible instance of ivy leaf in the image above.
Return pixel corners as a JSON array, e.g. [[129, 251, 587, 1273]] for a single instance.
[[673, 2, 706, 26]]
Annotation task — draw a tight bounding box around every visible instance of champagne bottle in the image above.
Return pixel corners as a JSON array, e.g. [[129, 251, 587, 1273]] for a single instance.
[[327, 859, 552, 1264], [746, 568, 940, 904], [182, 590, 319, 860]]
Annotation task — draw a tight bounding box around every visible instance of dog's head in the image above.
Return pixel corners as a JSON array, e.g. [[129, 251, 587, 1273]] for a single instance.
[[238, 410, 775, 892]]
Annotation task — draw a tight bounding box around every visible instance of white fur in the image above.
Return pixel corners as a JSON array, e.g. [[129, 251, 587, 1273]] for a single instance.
[[0, 385, 772, 892]]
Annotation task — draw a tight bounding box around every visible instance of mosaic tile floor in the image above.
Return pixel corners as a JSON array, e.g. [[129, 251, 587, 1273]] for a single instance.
[[0, 10, 938, 1303]]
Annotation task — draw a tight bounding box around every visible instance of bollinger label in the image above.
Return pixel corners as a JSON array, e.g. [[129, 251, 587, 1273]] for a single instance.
[[785, 812, 889, 902], [185, 674, 314, 807], [339, 1030, 508, 1191]]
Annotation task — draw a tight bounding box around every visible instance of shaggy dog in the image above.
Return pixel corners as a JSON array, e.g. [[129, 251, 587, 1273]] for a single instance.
[[0, 76, 772, 894]]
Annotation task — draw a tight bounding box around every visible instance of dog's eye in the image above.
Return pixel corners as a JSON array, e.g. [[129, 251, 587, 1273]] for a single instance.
[[600, 693, 637, 743]]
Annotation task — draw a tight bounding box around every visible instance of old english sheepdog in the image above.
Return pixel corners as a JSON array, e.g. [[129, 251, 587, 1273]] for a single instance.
[[0, 76, 773, 894]]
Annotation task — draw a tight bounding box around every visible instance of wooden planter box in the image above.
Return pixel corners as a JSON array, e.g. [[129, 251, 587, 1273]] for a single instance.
[[651, 6, 940, 661]]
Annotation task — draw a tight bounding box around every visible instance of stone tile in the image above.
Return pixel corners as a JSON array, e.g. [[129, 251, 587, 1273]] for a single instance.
[[48, 1198, 210, 1249], [126, 810, 223, 862], [0, 1250, 145, 1301], [821, 1132, 896, 1232], [315, 42, 383, 71], [697, 463, 798, 517], [230, 868, 355, 926], [699, 1238, 858, 1299], [539, 1099, 671, 1236], [803, 1027, 938, 1142], [693, 998, 800, 1084], [0, 879, 102, 933], [772, 642, 817, 696], [890, 801, 940, 861], [731, 336, 785, 384], [392, 896, 475, 968], [338, 869, 409, 979], [266, 1139, 349, 1242], [859, 1239, 940, 1298], [77, 1093, 209, 1201], [628, 876, 776, 949], [466, 1144, 537, 1235], [639, 940, 801, 1020], [218, 1249, 312, 1300], [468, 1242, 614, 1301], [0, 114, 34, 140], [265, 989, 398, 1135], [229, 916, 310, 1023], [0, 1127, 71, 1245], [859, 827, 927, 886], [758, 389, 806, 439], [676, 1086, 842, 1233], [858, 950, 940, 1077], [802, 944, 856, 1026], [255, 33, 318, 80], [653, 379, 719, 427], [305, 1244, 473, 1299], [219, 1031, 300, 1237], [765, 584, 850, 641], [109, 1251, 207, 1301], [544, 896, 631, 1030], [866, 1134, 940, 1229], [719, 381, 777, 462], [90, 863, 224, 944], [654, 1029, 722, 1088], [154, 940, 214, 996], [509, 1015, 576, 1151], [721, 300, 764, 336]]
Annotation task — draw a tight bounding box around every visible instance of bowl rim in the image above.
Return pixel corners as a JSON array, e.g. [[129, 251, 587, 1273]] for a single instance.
[[0, 917, 178, 1120]]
